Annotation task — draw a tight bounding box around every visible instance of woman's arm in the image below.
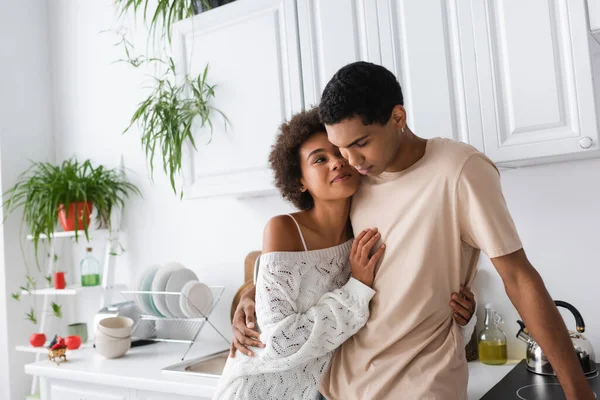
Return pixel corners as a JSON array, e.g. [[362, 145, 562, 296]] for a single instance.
[[230, 218, 384, 360], [450, 286, 477, 346], [253, 258, 374, 373], [240, 218, 384, 373]]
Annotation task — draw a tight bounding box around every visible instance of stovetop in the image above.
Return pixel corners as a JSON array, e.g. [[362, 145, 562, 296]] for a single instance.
[[481, 360, 599, 400]]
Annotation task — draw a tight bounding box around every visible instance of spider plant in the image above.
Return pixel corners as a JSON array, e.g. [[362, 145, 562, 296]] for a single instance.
[[2, 158, 141, 260], [124, 59, 227, 195]]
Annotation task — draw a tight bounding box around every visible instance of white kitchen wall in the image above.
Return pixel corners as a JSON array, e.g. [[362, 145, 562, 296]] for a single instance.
[[0, 1, 55, 400], [479, 157, 600, 360], [46, 0, 295, 386], [0, 0, 595, 397]]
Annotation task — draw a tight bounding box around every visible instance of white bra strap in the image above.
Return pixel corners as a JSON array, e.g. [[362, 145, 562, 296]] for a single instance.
[[286, 214, 308, 251]]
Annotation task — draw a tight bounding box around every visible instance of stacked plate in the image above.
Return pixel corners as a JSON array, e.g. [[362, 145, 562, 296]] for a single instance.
[[133, 262, 214, 318]]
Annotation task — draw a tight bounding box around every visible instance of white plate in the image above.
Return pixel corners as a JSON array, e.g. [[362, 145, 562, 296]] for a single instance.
[[151, 262, 185, 317], [133, 265, 160, 316], [179, 281, 197, 317], [165, 268, 198, 318], [181, 281, 213, 318], [141, 266, 163, 317]]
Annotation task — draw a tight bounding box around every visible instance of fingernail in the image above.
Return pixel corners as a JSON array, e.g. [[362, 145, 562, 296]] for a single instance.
[[260, 344, 266, 348], [247, 322, 254, 328]]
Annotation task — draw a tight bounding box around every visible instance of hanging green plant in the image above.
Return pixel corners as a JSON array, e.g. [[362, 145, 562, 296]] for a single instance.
[[51, 302, 63, 319], [25, 308, 37, 325], [124, 59, 227, 195]]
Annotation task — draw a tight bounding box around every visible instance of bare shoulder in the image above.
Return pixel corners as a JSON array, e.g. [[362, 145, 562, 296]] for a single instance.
[[262, 214, 304, 253]]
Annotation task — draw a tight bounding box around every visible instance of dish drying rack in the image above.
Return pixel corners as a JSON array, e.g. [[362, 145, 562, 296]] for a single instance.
[[120, 286, 229, 360]]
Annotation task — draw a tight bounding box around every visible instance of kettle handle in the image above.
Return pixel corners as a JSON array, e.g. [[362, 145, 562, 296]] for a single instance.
[[554, 300, 585, 333]]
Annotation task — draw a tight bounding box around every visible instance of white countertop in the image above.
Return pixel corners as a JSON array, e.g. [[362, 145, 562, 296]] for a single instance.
[[25, 333, 229, 397], [25, 336, 519, 399], [468, 359, 521, 399]]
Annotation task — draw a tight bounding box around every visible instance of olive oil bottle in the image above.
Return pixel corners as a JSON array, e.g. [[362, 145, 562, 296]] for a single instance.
[[478, 303, 508, 365]]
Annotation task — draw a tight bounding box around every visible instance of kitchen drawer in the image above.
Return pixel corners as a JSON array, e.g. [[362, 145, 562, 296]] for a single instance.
[[136, 390, 209, 400], [44, 379, 131, 400]]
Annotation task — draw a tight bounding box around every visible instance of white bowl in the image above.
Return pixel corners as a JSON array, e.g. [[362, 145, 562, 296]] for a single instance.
[[95, 337, 131, 359], [95, 328, 130, 342], [97, 316, 134, 338]]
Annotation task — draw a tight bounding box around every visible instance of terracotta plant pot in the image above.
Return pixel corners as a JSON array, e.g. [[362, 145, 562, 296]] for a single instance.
[[54, 271, 66, 290], [65, 335, 81, 350], [30, 333, 46, 347], [58, 202, 93, 231]]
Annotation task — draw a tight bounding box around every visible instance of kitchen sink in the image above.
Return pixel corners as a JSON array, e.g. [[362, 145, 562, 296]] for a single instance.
[[162, 349, 229, 378]]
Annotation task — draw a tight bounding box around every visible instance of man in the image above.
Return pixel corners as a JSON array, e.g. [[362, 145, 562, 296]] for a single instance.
[[232, 62, 593, 399]]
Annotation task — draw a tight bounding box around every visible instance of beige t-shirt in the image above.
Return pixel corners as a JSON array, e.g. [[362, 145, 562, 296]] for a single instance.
[[320, 138, 522, 400]]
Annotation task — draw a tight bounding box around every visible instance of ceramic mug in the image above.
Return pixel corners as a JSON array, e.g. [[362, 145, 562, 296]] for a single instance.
[[54, 271, 66, 289], [67, 322, 88, 343]]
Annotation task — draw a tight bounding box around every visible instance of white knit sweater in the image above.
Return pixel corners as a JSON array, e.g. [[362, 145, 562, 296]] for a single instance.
[[213, 240, 476, 400]]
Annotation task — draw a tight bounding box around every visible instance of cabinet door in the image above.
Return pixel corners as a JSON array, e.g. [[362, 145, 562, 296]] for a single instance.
[[376, 0, 479, 146], [172, 0, 303, 198], [47, 381, 129, 400], [136, 390, 208, 400], [470, 0, 599, 165], [589, 0, 600, 33], [297, 0, 380, 106]]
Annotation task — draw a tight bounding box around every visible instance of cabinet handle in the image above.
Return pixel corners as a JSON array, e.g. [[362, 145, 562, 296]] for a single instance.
[[579, 137, 593, 149]]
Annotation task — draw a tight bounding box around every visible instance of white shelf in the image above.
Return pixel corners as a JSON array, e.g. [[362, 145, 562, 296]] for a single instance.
[[16, 342, 93, 354], [20, 284, 127, 296], [26, 229, 109, 241]]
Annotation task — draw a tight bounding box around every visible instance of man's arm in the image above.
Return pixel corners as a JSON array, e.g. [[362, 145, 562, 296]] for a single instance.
[[492, 249, 593, 400], [230, 285, 262, 357]]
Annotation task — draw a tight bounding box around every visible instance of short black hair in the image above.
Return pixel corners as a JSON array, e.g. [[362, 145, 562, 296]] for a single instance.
[[269, 107, 325, 210], [319, 61, 404, 126]]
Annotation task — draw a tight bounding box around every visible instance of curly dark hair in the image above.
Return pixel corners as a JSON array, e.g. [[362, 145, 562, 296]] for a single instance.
[[269, 107, 325, 210], [319, 61, 404, 126]]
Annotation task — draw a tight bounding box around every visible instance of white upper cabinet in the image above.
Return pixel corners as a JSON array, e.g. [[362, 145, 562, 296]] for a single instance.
[[297, 0, 380, 107], [468, 0, 599, 166], [172, 0, 302, 198], [172, 0, 600, 197], [376, 0, 480, 146], [589, 0, 600, 37]]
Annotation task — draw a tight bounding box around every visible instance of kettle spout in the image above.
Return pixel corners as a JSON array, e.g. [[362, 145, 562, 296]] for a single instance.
[[516, 320, 533, 344]]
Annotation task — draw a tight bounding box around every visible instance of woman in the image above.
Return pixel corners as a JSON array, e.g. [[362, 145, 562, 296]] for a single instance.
[[213, 108, 476, 400]]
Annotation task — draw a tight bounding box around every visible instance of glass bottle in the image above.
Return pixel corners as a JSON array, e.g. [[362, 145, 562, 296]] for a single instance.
[[80, 247, 101, 287], [478, 303, 508, 365]]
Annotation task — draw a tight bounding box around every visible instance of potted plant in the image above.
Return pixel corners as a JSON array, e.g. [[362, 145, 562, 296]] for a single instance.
[[2, 158, 141, 258], [25, 302, 63, 347]]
